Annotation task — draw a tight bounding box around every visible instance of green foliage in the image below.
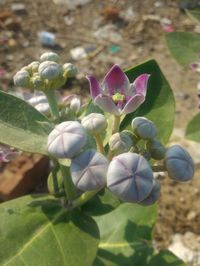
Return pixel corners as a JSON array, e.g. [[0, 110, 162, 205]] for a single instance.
[[165, 32, 200, 66], [0, 91, 53, 155], [186, 112, 200, 142], [0, 195, 99, 266], [121, 60, 175, 144], [93, 203, 185, 266]]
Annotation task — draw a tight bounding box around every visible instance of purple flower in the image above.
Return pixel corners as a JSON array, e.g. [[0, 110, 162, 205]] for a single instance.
[[87, 64, 150, 116]]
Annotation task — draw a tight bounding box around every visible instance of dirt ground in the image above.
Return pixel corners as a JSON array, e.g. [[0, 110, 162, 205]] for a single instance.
[[0, 0, 200, 254]]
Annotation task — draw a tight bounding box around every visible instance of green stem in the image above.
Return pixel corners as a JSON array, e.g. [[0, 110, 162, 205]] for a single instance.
[[94, 134, 105, 154], [152, 165, 166, 172], [60, 164, 77, 200], [112, 115, 121, 134], [44, 90, 60, 122], [70, 190, 100, 209]]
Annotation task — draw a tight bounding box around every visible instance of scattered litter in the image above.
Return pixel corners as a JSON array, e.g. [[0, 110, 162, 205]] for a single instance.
[[38, 31, 56, 46], [160, 17, 174, 32], [53, 0, 91, 10], [93, 24, 122, 43], [11, 3, 27, 15], [101, 6, 120, 21], [108, 44, 121, 54], [143, 14, 161, 22], [63, 15, 74, 26], [154, 1, 164, 8], [70, 46, 87, 60], [121, 7, 137, 22]]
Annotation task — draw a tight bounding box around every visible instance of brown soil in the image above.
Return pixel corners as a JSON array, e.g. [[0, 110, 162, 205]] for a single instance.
[[0, 0, 200, 249]]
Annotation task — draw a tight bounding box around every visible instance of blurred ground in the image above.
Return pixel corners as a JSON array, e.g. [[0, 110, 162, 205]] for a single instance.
[[0, 0, 200, 264]]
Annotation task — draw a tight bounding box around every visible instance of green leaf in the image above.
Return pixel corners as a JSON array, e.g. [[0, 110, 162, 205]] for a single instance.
[[186, 112, 200, 142], [82, 188, 121, 216], [0, 195, 99, 266], [0, 91, 53, 155], [165, 32, 200, 66], [121, 60, 175, 143], [93, 203, 157, 266], [148, 250, 187, 266]]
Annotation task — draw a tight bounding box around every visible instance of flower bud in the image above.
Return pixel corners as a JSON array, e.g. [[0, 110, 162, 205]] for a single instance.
[[70, 97, 81, 113], [28, 95, 47, 106], [147, 139, 166, 160], [39, 61, 63, 80], [35, 103, 50, 114], [31, 74, 45, 90], [63, 63, 78, 78], [47, 121, 87, 158], [70, 149, 109, 191], [109, 132, 132, 154], [40, 52, 60, 63], [164, 145, 194, 182], [81, 113, 107, 135], [131, 117, 157, 140], [28, 61, 40, 74], [139, 179, 161, 206], [47, 166, 65, 197], [13, 70, 30, 87], [107, 152, 154, 203]]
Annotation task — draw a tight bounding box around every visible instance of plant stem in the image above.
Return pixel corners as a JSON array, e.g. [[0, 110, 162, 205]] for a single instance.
[[94, 134, 105, 154], [112, 115, 121, 134], [70, 190, 100, 209], [152, 165, 166, 172], [44, 90, 60, 122], [60, 164, 77, 200]]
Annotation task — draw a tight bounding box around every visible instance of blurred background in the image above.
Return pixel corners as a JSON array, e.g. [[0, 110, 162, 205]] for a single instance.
[[0, 0, 200, 265]]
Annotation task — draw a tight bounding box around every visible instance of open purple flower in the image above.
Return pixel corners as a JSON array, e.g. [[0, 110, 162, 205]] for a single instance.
[[87, 64, 150, 116]]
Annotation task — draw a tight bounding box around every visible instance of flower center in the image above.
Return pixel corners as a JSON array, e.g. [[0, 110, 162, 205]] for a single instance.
[[112, 92, 125, 103]]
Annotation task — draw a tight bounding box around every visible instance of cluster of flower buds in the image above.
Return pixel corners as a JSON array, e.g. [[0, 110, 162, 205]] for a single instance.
[[13, 52, 77, 91], [47, 113, 194, 206]]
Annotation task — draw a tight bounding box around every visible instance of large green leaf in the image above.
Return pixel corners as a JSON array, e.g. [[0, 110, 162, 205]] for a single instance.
[[93, 203, 157, 266], [82, 188, 121, 216], [121, 60, 175, 143], [93, 203, 185, 266], [0, 91, 53, 155], [0, 195, 99, 266], [165, 32, 200, 66], [186, 112, 200, 142]]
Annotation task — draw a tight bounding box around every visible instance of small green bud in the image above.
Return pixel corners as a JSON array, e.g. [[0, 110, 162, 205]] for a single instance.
[[81, 113, 107, 135], [109, 132, 132, 154], [31, 74, 45, 90], [39, 61, 63, 81], [63, 63, 78, 78], [13, 70, 30, 87], [40, 52, 60, 63], [131, 117, 157, 140], [28, 61, 40, 74], [147, 139, 166, 160]]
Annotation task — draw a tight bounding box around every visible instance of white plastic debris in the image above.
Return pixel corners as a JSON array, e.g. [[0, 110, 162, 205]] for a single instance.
[[93, 24, 122, 43], [38, 31, 55, 46], [53, 0, 91, 10], [70, 47, 87, 60]]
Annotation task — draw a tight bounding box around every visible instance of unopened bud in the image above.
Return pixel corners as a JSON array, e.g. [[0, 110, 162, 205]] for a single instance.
[[109, 132, 132, 154], [28, 61, 40, 74], [164, 145, 194, 182], [81, 113, 107, 135], [70, 97, 81, 113], [47, 166, 65, 197], [139, 179, 161, 206], [107, 152, 153, 203], [13, 70, 30, 87], [63, 63, 78, 78], [147, 139, 166, 160], [39, 61, 63, 80], [131, 117, 157, 140], [70, 149, 109, 191], [40, 52, 60, 63], [31, 74, 44, 90], [47, 121, 87, 158]]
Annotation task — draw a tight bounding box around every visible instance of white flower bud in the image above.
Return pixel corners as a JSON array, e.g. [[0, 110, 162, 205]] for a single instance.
[[39, 61, 63, 80], [70, 97, 81, 113], [40, 52, 60, 63], [13, 70, 30, 87], [28, 61, 40, 73], [47, 121, 87, 158], [131, 117, 157, 140], [63, 63, 78, 78], [81, 113, 107, 135], [109, 132, 132, 154], [28, 95, 47, 106], [35, 103, 50, 114]]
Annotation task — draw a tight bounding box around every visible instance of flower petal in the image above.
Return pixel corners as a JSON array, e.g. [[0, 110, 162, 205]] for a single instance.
[[131, 74, 150, 97], [86, 75, 101, 99], [95, 95, 120, 115], [122, 94, 145, 115], [102, 64, 130, 95]]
